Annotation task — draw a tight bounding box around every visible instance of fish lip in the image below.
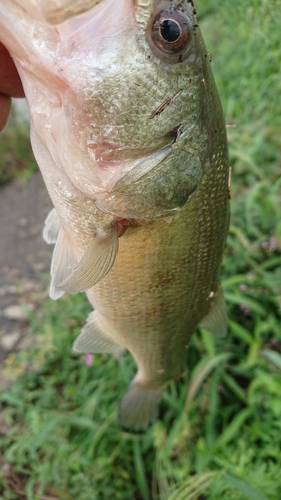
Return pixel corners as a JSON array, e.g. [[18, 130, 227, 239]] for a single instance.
[[39, 0, 131, 26]]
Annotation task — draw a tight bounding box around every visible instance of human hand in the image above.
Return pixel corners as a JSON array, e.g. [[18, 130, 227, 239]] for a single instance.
[[0, 42, 25, 131]]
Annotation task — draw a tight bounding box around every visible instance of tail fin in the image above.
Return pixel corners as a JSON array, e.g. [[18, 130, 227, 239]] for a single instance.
[[118, 374, 166, 432]]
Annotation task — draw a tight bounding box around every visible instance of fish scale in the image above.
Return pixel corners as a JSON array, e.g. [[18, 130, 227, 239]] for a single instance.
[[0, 0, 230, 430], [89, 141, 229, 385]]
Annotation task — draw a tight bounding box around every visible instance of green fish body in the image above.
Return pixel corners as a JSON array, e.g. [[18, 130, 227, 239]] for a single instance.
[[0, 0, 229, 430]]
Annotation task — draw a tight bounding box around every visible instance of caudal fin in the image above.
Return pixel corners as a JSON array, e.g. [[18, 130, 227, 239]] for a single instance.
[[118, 374, 166, 432]]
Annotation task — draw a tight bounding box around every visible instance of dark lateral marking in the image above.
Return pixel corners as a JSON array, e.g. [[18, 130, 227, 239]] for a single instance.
[[150, 90, 182, 119]]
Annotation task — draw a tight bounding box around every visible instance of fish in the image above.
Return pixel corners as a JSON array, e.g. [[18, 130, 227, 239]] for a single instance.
[[0, 0, 230, 430]]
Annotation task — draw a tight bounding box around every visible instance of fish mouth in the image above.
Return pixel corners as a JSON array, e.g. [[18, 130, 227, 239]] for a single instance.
[[50, 0, 134, 39], [37, 0, 129, 26]]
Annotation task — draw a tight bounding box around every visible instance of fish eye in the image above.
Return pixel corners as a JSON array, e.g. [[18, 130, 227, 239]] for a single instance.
[[147, 10, 191, 58], [160, 19, 181, 43]]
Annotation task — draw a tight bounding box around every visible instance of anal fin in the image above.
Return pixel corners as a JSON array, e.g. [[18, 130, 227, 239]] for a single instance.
[[199, 284, 228, 337], [73, 311, 122, 353], [118, 374, 166, 432], [43, 208, 60, 244], [58, 227, 119, 293], [49, 227, 78, 300]]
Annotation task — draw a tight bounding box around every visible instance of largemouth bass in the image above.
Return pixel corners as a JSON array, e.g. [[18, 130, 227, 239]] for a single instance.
[[0, 0, 230, 430]]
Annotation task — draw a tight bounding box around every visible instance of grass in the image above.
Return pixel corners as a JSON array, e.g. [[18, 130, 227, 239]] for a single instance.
[[0, 0, 281, 498], [0, 102, 37, 185]]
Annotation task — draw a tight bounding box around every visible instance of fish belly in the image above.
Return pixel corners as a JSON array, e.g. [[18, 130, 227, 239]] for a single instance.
[[87, 156, 229, 385]]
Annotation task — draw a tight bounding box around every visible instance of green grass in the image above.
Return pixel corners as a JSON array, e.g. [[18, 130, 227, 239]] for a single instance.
[[1, 0, 281, 498], [0, 104, 37, 185]]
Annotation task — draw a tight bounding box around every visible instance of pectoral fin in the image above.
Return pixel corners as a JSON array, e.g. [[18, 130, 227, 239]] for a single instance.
[[43, 208, 61, 244], [199, 285, 228, 337], [73, 311, 122, 353], [58, 227, 119, 293], [49, 227, 78, 300]]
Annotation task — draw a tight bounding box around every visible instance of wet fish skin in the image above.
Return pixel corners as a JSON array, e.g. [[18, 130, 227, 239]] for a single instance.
[[0, 0, 229, 430]]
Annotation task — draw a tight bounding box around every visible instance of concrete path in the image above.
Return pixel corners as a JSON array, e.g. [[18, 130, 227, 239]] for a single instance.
[[0, 172, 53, 364]]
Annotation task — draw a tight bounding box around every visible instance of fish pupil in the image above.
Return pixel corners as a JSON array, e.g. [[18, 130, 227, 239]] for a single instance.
[[160, 19, 181, 43]]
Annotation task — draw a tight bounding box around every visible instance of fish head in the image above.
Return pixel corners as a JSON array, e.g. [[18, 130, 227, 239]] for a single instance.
[[7, 0, 224, 219]]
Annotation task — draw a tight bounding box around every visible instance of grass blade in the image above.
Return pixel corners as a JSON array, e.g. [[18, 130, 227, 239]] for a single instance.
[[224, 293, 267, 316], [222, 472, 269, 500], [261, 349, 281, 370], [214, 408, 251, 449], [185, 353, 232, 410], [167, 471, 222, 500], [133, 439, 150, 500]]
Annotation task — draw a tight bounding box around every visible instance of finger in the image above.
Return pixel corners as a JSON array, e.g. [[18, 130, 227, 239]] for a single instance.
[[0, 93, 12, 131], [0, 42, 25, 97]]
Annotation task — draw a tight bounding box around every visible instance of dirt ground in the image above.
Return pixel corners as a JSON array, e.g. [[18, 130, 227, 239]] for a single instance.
[[0, 172, 53, 364]]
